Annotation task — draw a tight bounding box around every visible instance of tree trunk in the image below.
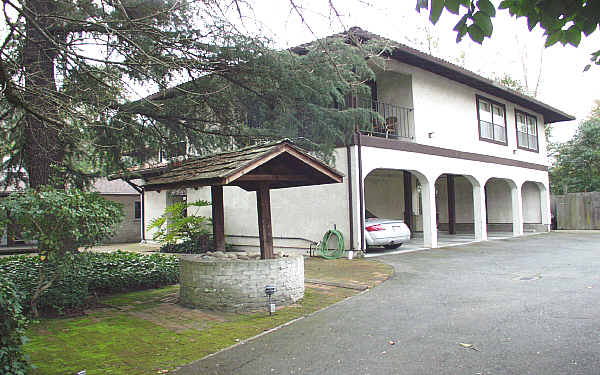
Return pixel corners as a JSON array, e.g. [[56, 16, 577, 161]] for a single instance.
[[22, 0, 64, 188]]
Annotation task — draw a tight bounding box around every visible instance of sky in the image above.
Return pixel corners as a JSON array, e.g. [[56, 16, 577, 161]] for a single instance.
[[231, 0, 600, 143], [1, 0, 597, 143]]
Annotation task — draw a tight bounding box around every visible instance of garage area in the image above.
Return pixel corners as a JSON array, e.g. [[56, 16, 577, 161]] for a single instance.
[[363, 171, 524, 255]]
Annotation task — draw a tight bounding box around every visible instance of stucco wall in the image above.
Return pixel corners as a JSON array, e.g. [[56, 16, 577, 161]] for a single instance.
[[102, 194, 141, 244], [485, 178, 513, 224], [144, 190, 168, 241], [435, 175, 475, 224], [373, 59, 549, 167], [364, 170, 405, 220], [522, 182, 542, 223], [147, 148, 354, 251]]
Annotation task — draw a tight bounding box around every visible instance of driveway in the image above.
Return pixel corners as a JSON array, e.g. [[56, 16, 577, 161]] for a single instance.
[[176, 231, 600, 375]]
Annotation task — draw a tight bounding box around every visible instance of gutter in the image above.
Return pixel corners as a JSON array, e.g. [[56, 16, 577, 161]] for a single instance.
[[346, 144, 354, 251], [123, 179, 145, 242], [357, 132, 365, 252]]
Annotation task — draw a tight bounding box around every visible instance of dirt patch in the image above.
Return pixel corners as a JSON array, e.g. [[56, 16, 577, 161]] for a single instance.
[[305, 258, 393, 288], [128, 303, 230, 333]]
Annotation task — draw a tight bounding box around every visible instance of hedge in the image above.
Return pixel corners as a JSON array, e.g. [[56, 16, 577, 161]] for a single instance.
[[0, 251, 179, 315], [0, 276, 30, 375]]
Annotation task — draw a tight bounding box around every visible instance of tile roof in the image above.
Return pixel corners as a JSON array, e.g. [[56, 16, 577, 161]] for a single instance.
[[292, 26, 574, 123]]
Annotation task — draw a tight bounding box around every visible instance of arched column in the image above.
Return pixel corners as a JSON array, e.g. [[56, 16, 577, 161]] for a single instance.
[[539, 182, 551, 229], [465, 176, 487, 241], [510, 180, 524, 236], [419, 173, 438, 248]]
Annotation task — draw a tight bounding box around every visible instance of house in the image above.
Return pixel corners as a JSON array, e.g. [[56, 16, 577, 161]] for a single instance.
[[120, 27, 574, 252], [0, 178, 141, 247]]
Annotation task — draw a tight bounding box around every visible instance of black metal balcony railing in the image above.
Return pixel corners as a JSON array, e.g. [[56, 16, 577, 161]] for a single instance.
[[241, 96, 413, 141], [342, 96, 413, 140]]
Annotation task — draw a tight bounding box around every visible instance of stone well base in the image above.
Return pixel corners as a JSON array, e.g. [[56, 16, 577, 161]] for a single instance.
[[179, 255, 304, 312]]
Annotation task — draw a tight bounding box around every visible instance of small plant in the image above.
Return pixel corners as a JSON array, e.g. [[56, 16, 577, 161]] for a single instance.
[[0, 276, 30, 375], [148, 200, 212, 244]]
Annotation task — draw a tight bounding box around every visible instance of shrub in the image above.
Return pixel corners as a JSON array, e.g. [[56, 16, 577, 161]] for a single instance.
[[0, 252, 179, 315], [0, 276, 30, 375], [148, 200, 212, 244], [0, 187, 124, 316], [159, 235, 213, 254]]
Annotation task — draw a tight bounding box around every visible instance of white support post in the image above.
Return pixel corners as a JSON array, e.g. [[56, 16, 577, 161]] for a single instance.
[[511, 184, 524, 236], [473, 183, 488, 241], [539, 183, 551, 229], [421, 179, 438, 248]]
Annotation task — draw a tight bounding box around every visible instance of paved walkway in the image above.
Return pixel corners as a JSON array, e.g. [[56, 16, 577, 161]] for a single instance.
[[364, 231, 515, 257], [176, 231, 600, 375]]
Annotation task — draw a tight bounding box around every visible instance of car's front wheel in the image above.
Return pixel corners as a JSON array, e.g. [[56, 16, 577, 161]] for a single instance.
[[383, 243, 402, 249]]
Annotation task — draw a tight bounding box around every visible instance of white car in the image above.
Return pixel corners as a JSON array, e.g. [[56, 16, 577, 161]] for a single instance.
[[364, 217, 411, 250]]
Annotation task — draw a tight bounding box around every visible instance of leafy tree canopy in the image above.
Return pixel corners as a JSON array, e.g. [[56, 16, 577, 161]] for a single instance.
[[1, 0, 382, 188], [549, 108, 600, 194], [416, 0, 600, 69]]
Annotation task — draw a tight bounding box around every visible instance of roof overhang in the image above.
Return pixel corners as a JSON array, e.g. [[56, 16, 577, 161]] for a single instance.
[[388, 47, 574, 123], [124, 140, 344, 192]]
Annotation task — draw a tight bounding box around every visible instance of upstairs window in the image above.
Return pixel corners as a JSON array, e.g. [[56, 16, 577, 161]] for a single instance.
[[477, 96, 507, 145], [515, 110, 539, 152]]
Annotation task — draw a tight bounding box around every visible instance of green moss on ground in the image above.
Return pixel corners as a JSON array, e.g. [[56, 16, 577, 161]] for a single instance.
[[25, 258, 393, 375]]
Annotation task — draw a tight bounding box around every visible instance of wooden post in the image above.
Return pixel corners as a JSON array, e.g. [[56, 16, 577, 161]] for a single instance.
[[403, 171, 413, 231], [211, 185, 225, 251], [256, 184, 274, 259], [447, 174, 456, 235]]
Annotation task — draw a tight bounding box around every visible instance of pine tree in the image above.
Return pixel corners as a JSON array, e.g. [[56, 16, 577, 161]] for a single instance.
[[1, 0, 382, 188]]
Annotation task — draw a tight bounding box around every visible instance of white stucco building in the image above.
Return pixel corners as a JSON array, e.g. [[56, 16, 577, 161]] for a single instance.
[[128, 27, 573, 253]]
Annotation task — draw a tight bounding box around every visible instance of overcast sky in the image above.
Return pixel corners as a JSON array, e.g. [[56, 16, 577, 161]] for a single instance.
[[3, 1, 597, 143], [234, 0, 600, 143]]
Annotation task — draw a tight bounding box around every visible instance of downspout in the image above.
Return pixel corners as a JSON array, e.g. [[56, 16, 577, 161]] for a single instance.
[[346, 144, 354, 251], [140, 187, 146, 242], [123, 179, 145, 242], [357, 132, 365, 253]]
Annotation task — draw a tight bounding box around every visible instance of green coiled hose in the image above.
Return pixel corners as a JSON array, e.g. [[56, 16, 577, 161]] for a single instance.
[[319, 229, 345, 259]]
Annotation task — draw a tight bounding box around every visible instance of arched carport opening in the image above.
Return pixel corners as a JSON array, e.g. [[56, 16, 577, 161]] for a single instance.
[[363, 168, 423, 250], [522, 181, 550, 232], [484, 178, 517, 236], [434, 174, 476, 242]]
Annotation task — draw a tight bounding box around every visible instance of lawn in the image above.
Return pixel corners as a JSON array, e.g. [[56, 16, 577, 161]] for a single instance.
[[24, 257, 392, 375]]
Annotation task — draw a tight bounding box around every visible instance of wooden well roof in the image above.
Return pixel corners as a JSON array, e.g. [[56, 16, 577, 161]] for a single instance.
[[133, 140, 344, 192]]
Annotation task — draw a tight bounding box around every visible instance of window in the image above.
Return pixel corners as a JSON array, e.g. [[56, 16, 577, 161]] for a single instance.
[[515, 110, 539, 152], [134, 201, 141, 220], [477, 96, 507, 145]]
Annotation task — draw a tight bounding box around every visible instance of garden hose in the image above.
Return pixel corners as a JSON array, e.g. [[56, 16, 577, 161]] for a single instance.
[[319, 229, 345, 259]]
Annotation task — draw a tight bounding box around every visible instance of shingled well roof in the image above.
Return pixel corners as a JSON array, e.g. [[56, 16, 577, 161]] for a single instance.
[[113, 139, 344, 192]]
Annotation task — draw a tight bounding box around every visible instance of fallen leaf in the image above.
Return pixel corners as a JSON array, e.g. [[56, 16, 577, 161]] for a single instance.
[[459, 342, 480, 351]]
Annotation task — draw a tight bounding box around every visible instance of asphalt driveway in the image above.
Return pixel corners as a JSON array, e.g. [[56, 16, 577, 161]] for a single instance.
[[176, 231, 600, 375]]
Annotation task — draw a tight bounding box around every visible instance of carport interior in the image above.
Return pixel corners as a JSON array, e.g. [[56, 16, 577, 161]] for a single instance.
[[364, 169, 421, 234], [362, 167, 549, 254]]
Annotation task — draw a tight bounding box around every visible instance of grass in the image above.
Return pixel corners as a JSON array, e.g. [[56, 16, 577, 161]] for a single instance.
[[24, 257, 392, 375]]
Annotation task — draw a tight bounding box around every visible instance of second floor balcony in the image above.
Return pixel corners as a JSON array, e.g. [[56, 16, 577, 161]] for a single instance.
[[342, 94, 413, 141]]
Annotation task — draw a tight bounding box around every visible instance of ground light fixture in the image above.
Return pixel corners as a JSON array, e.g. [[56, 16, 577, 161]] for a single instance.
[[265, 285, 276, 315]]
